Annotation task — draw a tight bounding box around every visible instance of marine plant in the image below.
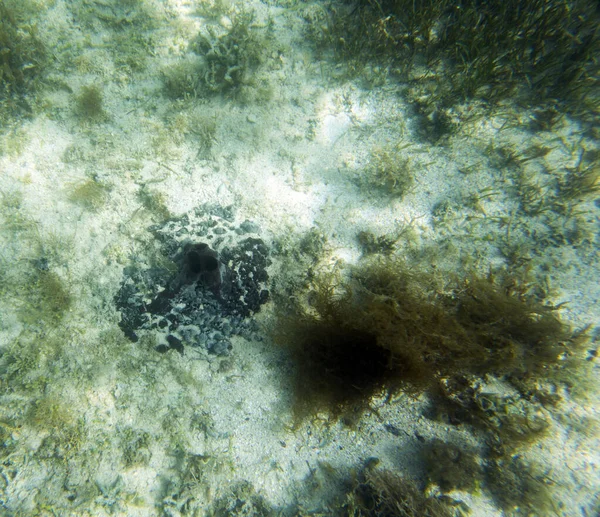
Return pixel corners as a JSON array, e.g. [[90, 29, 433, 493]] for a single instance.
[[68, 177, 110, 210], [313, 0, 600, 133], [345, 462, 455, 517], [0, 189, 32, 234], [0, 1, 46, 108], [20, 269, 73, 326], [188, 110, 218, 158], [207, 481, 274, 517], [74, 84, 106, 120], [557, 150, 600, 201], [274, 257, 573, 424], [137, 186, 171, 221], [162, 7, 270, 100], [161, 57, 203, 100], [422, 438, 482, 492], [192, 8, 267, 96], [484, 455, 556, 516], [357, 230, 398, 255], [358, 145, 415, 198], [431, 375, 552, 452], [118, 426, 152, 467]]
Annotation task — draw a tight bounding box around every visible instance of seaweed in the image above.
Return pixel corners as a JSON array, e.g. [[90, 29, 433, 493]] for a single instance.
[[357, 230, 398, 255], [74, 84, 106, 120], [20, 269, 73, 326], [484, 456, 558, 516], [162, 7, 269, 100], [118, 426, 151, 468], [161, 56, 203, 100], [189, 110, 218, 158], [358, 145, 415, 198], [68, 177, 110, 210], [345, 464, 456, 517], [557, 149, 600, 201], [137, 186, 171, 221], [312, 0, 600, 129], [432, 376, 551, 452], [208, 481, 274, 517], [512, 168, 554, 216], [0, 189, 32, 234], [528, 107, 564, 132], [29, 393, 85, 457], [0, 331, 62, 392], [274, 258, 572, 424], [422, 438, 483, 492], [192, 9, 265, 96], [0, 1, 46, 98]]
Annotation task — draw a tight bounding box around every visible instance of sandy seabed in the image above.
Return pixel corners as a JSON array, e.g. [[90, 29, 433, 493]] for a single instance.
[[0, 0, 598, 515]]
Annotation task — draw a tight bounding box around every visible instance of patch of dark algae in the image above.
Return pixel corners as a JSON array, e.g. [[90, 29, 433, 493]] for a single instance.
[[115, 205, 271, 355]]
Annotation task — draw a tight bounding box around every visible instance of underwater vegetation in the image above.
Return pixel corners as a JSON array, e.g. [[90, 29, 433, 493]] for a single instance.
[[334, 448, 557, 516], [66, 0, 160, 78], [0, 1, 46, 96], [137, 185, 171, 221], [483, 455, 556, 516], [313, 0, 600, 138], [268, 222, 599, 515], [74, 84, 106, 121], [488, 141, 600, 216], [344, 463, 456, 517], [67, 177, 110, 210], [271, 254, 588, 515], [18, 268, 72, 326], [162, 7, 269, 100], [358, 145, 415, 198], [557, 151, 600, 201], [274, 257, 575, 424], [192, 9, 266, 96], [207, 481, 275, 517], [357, 230, 402, 256], [0, 0, 48, 130], [422, 438, 482, 492]]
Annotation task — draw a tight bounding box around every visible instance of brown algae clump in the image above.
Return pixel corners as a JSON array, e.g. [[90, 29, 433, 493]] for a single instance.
[[275, 258, 572, 423]]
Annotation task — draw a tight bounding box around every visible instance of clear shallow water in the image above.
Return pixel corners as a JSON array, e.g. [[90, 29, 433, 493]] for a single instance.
[[0, 0, 598, 515]]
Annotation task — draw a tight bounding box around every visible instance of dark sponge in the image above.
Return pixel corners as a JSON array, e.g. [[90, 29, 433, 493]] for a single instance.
[[115, 207, 270, 354]]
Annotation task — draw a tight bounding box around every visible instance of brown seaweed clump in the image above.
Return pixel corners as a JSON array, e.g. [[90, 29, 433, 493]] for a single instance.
[[274, 258, 572, 423]]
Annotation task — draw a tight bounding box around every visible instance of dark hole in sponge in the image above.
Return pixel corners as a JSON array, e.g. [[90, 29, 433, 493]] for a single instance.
[[188, 249, 219, 273], [183, 242, 222, 290]]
